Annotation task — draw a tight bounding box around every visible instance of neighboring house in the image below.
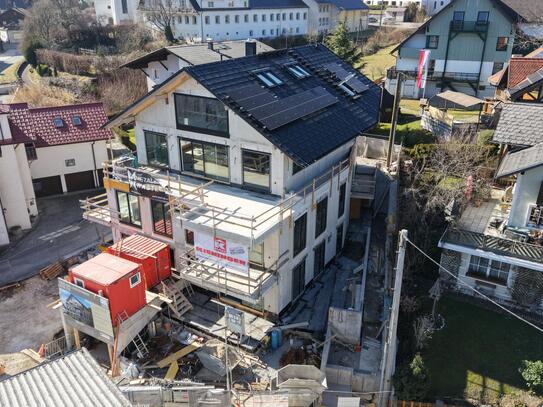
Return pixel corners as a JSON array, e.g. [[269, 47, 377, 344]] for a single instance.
[[422, 0, 451, 15], [0, 103, 112, 245], [0, 7, 26, 28], [96, 0, 368, 40], [438, 103, 543, 315], [365, 0, 421, 7], [83, 44, 380, 315], [386, 0, 533, 99], [384, 7, 405, 22], [122, 39, 274, 90], [304, 0, 369, 36], [489, 47, 543, 103], [0, 348, 132, 407]]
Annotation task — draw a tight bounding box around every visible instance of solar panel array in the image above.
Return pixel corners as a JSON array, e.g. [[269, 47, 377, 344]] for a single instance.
[[324, 62, 369, 95], [229, 85, 338, 130]]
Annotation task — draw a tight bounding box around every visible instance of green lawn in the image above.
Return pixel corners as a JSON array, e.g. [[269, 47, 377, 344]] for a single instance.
[[359, 44, 397, 81], [423, 297, 543, 404]]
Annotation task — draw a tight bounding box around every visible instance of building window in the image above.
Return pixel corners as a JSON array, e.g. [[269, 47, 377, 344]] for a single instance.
[[129, 273, 141, 288], [253, 14, 257, 22], [145, 130, 169, 168], [293, 213, 307, 257], [496, 37, 509, 51], [225, 15, 230, 23], [426, 35, 439, 49], [180, 139, 229, 182], [242, 149, 270, 192], [453, 11, 464, 21], [116, 191, 141, 227], [315, 197, 328, 238], [121, 0, 127, 13], [255, 71, 283, 87], [492, 62, 504, 75], [249, 29, 253, 36], [185, 15, 190, 24], [205, 15, 210, 24], [293, 161, 304, 174], [314, 240, 325, 276], [262, 14, 266, 21], [53, 117, 64, 128], [192, 16, 197, 24], [276, 13, 280, 21], [289, 12, 293, 20], [151, 200, 172, 237], [185, 229, 194, 245], [282, 12, 286, 20], [292, 258, 306, 300], [72, 115, 82, 126], [24, 142, 37, 160], [244, 14, 249, 22], [270, 13, 274, 21], [287, 64, 311, 79], [249, 243, 264, 267], [467, 255, 510, 285], [235, 14, 239, 23], [208, 1, 214, 6], [303, 12, 307, 19], [65, 158, 76, 167], [178, 15, 182, 23], [477, 11, 489, 23], [215, 15, 220, 24], [74, 278, 85, 288], [296, 12, 300, 20], [338, 183, 346, 218], [174, 93, 228, 136], [262, 29, 266, 36]]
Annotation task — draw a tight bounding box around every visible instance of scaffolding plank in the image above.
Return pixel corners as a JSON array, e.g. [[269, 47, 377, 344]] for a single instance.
[[156, 343, 202, 368]]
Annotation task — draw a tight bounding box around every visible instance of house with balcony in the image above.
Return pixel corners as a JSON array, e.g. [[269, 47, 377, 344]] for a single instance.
[[438, 103, 543, 314], [386, 0, 532, 99], [82, 44, 380, 316], [304, 0, 369, 36]]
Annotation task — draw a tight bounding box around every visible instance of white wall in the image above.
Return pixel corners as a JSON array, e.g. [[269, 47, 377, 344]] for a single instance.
[[30, 140, 109, 193], [144, 55, 191, 90], [509, 166, 543, 229], [94, 0, 114, 25], [0, 199, 8, 245]]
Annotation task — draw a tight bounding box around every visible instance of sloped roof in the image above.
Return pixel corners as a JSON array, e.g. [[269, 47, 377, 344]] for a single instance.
[[496, 142, 543, 178], [508, 66, 543, 99], [315, 0, 369, 10], [122, 40, 274, 70], [108, 44, 380, 167], [499, 0, 543, 23], [0, 348, 131, 407], [431, 90, 483, 108], [492, 103, 543, 146], [188, 0, 307, 10], [0, 103, 112, 147]]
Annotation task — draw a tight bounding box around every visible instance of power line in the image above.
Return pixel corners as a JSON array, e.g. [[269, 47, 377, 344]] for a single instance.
[[404, 237, 543, 335]]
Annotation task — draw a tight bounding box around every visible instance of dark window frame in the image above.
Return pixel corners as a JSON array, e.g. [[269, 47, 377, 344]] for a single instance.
[[144, 130, 169, 168], [174, 93, 229, 138], [241, 149, 271, 193], [314, 240, 325, 277], [293, 213, 307, 258], [315, 197, 328, 238], [151, 199, 172, 237], [115, 190, 142, 228], [292, 161, 304, 175], [180, 138, 230, 182], [121, 0, 128, 13], [477, 11, 489, 23], [496, 36, 509, 51], [338, 183, 346, 218], [492, 62, 504, 75], [25, 142, 37, 160], [292, 257, 306, 300], [426, 35, 439, 49], [185, 229, 194, 245], [467, 255, 510, 285]]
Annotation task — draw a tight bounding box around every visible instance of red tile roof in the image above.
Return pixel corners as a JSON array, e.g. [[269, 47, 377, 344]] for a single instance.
[[0, 102, 113, 147], [506, 58, 543, 88]]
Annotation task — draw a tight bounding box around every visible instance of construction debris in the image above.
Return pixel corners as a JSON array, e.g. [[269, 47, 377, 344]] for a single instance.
[[39, 256, 79, 281]]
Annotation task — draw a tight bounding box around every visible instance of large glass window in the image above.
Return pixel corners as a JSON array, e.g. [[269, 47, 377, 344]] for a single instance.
[[426, 35, 439, 49], [145, 131, 169, 167], [151, 200, 172, 237], [174, 93, 228, 136], [468, 255, 510, 285], [180, 139, 229, 182], [338, 183, 346, 218], [315, 197, 328, 238], [249, 243, 264, 267], [116, 191, 141, 227], [242, 150, 270, 192], [496, 37, 509, 51], [292, 258, 306, 300], [293, 213, 307, 257]]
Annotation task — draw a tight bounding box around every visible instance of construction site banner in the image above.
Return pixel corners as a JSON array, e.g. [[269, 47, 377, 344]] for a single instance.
[[194, 233, 249, 273], [58, 279, 114, 342]]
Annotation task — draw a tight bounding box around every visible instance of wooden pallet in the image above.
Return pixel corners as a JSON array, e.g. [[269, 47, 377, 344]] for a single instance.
[[39, 262, 64, 281]]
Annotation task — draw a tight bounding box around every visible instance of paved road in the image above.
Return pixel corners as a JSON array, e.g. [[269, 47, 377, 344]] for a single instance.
[[0, 191, 110, 286]]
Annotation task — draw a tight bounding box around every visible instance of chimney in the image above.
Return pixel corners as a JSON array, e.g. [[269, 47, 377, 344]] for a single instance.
[[245, 39, 257, 56], [207, 40, 214, 50]]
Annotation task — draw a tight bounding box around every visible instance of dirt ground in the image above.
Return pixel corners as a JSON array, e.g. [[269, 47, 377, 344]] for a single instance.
[[0, 276, 63, 353]]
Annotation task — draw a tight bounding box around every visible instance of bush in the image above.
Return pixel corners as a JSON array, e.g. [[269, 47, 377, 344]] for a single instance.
[[394, 353, 430, 401], [21, 38, 43, 67], [36, 63, 51, 76], [520, 360, 543, 392], [402, 129, 436, 148]]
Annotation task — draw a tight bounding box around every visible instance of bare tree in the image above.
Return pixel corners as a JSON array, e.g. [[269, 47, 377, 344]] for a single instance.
[[413, 315, 434, 350], [144, 0, 177, 42], [22, 0, 62, 46]]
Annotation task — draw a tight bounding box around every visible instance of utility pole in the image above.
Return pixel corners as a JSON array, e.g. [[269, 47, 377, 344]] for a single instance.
[[387, 72, 403, 169], [379, 229, 408, 407], [379, 1, 384, 27]]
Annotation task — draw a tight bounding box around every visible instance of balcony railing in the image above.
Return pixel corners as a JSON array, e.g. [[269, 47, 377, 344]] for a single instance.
[[528, 205, 543, 228], [80, 192, 116, 226], [175, 248, 290, 303], [441, 228, 543, 264], [387, 68, 479, 83], [450, 20, 489, 33]]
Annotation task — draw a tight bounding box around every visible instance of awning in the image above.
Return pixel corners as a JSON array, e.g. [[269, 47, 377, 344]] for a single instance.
[[430, 90, 484, 109]]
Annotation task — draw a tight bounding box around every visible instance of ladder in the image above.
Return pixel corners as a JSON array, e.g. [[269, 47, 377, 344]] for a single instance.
[[161, 279, 193, 318], [131, 333, 149, 359]]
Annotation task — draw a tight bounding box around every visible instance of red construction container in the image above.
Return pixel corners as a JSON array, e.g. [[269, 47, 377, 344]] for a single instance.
[[68, 253, 147, 325], [108, 235, 171, 289]]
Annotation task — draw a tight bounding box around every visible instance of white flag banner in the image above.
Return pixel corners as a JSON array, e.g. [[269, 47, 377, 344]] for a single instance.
[[194, 233, 249, 273]]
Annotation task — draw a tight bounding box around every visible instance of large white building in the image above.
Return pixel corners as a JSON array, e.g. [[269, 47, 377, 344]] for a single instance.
[[82, 43, 381, 315], [0, 103, 112, 245], [94, 0, 369, 41]]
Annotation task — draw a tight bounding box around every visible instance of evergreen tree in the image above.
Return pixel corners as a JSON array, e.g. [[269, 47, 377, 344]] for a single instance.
[[393, 353, 430, 400], [325, 22, 362, 66]]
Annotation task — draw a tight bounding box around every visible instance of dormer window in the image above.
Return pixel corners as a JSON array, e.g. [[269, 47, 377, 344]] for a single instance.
[[72, 115, 82, 126], [287, 64, 311, 79], [255, 71, 283, 87], [53, 117, 63, 128]]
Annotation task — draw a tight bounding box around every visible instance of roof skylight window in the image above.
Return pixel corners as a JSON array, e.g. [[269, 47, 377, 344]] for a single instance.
[[72, 115, 82, 126], [53, 117, 64, 128], [256, 71, 283, 87], [287, 64, 311, 79]]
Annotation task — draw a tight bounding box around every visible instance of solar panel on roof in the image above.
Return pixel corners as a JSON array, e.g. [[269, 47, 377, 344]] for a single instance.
[[228, 84, 277, 110], [324, 62, 369, 95], [250, 87, 338, 130]]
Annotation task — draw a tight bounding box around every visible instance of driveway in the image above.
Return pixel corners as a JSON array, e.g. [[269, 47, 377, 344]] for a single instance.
[[0, 191, 110, 286]]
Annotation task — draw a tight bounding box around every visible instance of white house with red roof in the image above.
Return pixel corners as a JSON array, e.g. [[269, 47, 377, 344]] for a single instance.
[[0, 102, 112, 245]]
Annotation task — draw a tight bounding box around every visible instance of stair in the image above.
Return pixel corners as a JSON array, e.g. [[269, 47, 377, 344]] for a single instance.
[[161, 279, 193, 318], [131, 333, 149, 359]]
